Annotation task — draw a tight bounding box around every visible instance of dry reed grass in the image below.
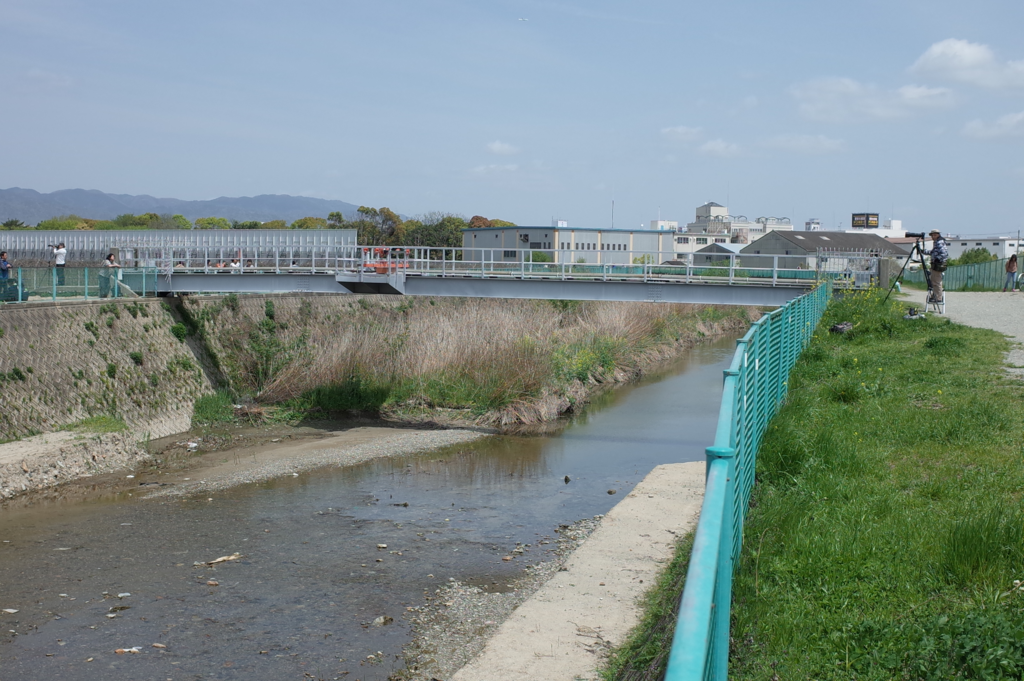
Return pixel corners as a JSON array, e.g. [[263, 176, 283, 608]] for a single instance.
[[197, 295, 752, 424]]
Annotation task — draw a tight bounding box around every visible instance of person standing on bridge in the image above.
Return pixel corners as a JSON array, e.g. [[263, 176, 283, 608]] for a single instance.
[[0, 252, 9, 281], [1005, 254, 1018, 292], [928, 229, 948, 304], [52, 242, 67, 286], [99, 253, 121, 298]]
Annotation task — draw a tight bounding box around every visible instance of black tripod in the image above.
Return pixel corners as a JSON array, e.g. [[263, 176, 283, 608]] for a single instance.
[[883, 234, 942, 313]]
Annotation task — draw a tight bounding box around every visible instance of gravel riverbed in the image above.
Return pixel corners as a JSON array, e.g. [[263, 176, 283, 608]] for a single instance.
[[396, 516, 604, 681], [146, 428, 489, 498]]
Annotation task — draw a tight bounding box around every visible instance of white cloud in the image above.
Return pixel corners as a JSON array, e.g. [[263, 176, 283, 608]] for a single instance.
[[763, 133, 845, 154], [660, 125, 703, 142], [790, 77, 953, 122], [472, 163, 519, 174], [911, 38, 1024, 89], [963, 111, 1024, 138], [698, 139, 740, 157], [486, 140, 519, 155]]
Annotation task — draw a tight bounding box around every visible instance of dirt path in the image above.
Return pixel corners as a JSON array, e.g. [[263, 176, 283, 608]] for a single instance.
[[448, 462, 705, 681]]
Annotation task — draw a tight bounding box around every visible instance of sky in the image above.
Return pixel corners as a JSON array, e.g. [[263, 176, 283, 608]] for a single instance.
[[2, 0, 1024, 235]]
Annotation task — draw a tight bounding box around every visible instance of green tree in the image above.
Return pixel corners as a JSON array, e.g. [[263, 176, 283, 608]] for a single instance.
[[490, 218, 517, 227], [949, 247, 997, 266], [291, 216, 328, 230], [357, 206, 403, 242], [112, 213, 151, 228], [327, 211, 347, 228], [172, 214, 192, 229], [2, 219, 26, 229], [232, 220, 262, 229], [525, 250, 553, 262], [37, 215, 88, 230], [261, 220, 287, 229], [405, 214, 465, 248], [147, 214, 188, 230], [194, 217, 231, 230]]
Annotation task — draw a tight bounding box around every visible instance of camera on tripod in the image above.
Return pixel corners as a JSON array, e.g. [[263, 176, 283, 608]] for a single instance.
[[905, 232, 926, 239]]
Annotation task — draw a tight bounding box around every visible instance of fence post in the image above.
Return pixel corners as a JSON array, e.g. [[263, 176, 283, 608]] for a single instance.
[[52, 267, 57, 301], [84, 268, 89, 301], [707, 445, 736, 680]]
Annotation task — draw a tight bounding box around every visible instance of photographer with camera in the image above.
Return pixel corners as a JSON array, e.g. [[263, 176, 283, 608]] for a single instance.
[[50, 243, 67, 286], [928, 229, 948, 304]]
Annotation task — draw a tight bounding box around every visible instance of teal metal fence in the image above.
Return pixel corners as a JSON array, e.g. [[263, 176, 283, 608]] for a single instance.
[[665, 280, 832, 681], [903, 258, 1008, 291], [0, 267, 160, 304]]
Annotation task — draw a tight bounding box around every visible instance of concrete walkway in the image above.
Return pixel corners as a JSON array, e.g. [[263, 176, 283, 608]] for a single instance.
[[450, 461, 705, 681]]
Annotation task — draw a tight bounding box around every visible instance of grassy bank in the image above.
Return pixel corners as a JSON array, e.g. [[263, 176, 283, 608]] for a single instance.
[[183, 295, 754, 428], [728, 289, 1024, 679]]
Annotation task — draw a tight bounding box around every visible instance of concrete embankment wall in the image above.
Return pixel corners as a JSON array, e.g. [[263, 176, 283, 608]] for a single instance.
[[0, 299, 214, 441]]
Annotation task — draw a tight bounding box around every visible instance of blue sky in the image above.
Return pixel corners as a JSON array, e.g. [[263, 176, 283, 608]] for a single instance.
[[2, 0, 1023, 234]]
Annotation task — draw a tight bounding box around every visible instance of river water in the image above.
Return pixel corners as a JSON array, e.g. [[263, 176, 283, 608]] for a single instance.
[[0, 336, 736, 681]]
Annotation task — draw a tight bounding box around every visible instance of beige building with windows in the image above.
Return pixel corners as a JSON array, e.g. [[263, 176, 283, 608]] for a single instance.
[[461, 226, 675, 264]]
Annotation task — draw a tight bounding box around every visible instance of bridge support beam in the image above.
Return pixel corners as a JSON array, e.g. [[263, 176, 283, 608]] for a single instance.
[[158, 273, 351, 295], [400, 276, 808, 306]]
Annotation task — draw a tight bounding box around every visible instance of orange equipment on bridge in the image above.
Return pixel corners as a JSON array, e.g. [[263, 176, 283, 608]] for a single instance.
[[362, 247, 410, 274]]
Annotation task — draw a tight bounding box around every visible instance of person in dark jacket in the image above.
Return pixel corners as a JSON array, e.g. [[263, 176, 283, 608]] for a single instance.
[[928, 229, 948, 303]]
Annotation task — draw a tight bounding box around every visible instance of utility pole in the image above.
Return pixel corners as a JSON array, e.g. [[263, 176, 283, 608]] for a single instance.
[[611, 199, 615, 230]]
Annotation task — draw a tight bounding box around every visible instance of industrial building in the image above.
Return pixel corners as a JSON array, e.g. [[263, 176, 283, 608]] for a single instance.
[[739, 231, 908, 270], [461, 226, 675, 264], [945, 235, 1020, 261]]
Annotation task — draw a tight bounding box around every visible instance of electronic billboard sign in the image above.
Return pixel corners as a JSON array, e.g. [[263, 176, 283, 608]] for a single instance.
[[852, 213, 880, 229]]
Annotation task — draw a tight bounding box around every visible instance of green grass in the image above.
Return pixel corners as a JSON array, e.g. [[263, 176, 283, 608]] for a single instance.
[[65, 415, 128, 433], [728, 288, 1024, 680], [192, 390, 235, 426]]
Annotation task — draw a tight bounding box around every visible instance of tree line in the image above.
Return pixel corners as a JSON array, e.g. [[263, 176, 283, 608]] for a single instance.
[[0, 208, 516, 249]]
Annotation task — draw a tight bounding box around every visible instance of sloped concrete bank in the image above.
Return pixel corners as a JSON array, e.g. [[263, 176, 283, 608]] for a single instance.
[[0, 430, 148, 500]]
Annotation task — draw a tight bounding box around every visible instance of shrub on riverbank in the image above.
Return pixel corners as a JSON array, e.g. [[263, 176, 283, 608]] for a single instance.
[[729, 289, 1024, 679], [186, 296, 753, 426]]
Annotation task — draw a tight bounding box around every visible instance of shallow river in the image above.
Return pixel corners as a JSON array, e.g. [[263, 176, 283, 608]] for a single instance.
[[0, 336, 736, 680]]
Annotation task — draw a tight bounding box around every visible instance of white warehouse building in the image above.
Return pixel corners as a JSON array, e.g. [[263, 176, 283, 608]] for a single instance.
[[461, 226, 675, 264], [945, 235, 1020, 261]]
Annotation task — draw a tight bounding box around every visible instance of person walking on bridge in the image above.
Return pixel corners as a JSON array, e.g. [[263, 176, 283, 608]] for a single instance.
[[928, 229, 948, 304], [1005, 254, 1018, 292]]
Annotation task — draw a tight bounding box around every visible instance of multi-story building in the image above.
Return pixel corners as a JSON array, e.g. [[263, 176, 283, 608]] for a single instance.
[[671, 202, 794, 257]]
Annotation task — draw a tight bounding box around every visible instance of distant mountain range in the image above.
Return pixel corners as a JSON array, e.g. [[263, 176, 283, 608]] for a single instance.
[[0, 188, 367, 225]]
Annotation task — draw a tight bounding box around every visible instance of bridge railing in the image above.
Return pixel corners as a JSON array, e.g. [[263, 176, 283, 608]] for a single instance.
[[0, 267, 161, 304], [333, 247, 836, 287], [100, 245, 877, 291], [665, 280, 832, 681]]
